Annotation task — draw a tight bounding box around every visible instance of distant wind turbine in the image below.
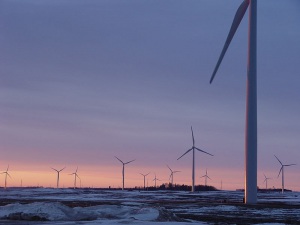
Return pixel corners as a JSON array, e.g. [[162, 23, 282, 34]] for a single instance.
[[51, 167, 65, 188], [274, 155, 296, 193], [177, 126, 213, 192], [167, 165, 180, 186], [153, 173, 161, 188], [263, 174, 271, 190], [69, 167, 80, 189], [210, 0, 258, 204], [1, 165, 11, 189], [140, 172, 150, 190], [115, 156, 135, 190], [200, 169, 211, 186]]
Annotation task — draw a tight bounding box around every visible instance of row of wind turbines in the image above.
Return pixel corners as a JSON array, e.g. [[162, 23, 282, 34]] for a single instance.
[[0, 126, 296, 192], [0, 154, 295, 192]]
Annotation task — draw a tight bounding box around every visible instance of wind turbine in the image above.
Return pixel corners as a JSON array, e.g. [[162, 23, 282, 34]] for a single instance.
[[115, 156, 135, 190], [167, 165, 180, 186], [263, 174, 271, 190], [1, 165, 11, 189], [177, 126, 213, 192], [210, 0, 258, 204], [153, 173, 161, 189], [69, 167, 80, 189], [140, 172, 150, 190], [200, 169, 211, 187], [274, 155, 296, 193], [51, 167, 65, 188]]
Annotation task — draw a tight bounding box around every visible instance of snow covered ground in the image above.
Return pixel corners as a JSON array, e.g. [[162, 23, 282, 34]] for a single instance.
[[0, 188, 299, 224]]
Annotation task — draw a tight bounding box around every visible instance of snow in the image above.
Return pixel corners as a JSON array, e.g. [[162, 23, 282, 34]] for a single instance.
[[0, 188, 299, 224], [0, 202, 205, 224]]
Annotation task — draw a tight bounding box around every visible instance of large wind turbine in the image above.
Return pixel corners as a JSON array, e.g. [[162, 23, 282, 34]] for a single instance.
[[1, 165, 11, 189], [167, 165, 180, 186], [177, 126, 213, 192], [69, 167, 80, 189], [210, 0, 257, 204], [263, 174, 271, 190], [200, 169, 211, 187], [274, 155, 296, 193], [115, 156, 135, 190], [140, 172, 150, 190], [51, 167, 65, 188]]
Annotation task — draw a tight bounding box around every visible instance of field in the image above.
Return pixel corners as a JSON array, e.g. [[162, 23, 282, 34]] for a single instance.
[[0, 188, 300, 224]]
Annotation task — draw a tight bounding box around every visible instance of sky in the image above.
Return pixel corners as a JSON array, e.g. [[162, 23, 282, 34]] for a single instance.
[[0, 0, 300, 190]]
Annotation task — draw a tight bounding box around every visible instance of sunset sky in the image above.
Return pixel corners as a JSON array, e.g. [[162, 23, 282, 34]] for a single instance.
[[1, 0, 300, 191]]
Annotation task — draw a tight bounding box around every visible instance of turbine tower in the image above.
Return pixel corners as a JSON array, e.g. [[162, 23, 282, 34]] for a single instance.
[[167, 165, 180, 186], [140, 172, 150, 190], [51, 167, 65, 188], [210, 0, 257, 204], [274, 155, 296, 193], [263, 174, 271, 190], [200, 169, 211, 186], [177, 126, 213, 192], [1, 165, 11, 189], [153, 173, 161, 189], [69, 167, 80, 189], [115, 156, 135, 190]]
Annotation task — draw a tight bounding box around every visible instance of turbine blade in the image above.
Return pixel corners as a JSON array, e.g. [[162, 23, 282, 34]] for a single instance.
[[284, 164, 296, 167], [191, 126, 195, 146], [75, 167, 78, 173], [277, 167, 283, 178], [125, 159, 135, 165], [166, 165, 172, 172], [177, 148, 193, 160], [145, 172, 150, 176], [210, 0, 249, 83], [59, 167, 66, 172], [173, 171, 180, 173], [207, 176, 212, 180], [7, 173, 12, 179], [115, 156, 124, 164], [6, 165, 9, 172], [195, 147, 213, 156], [274, 155, 283, 165]]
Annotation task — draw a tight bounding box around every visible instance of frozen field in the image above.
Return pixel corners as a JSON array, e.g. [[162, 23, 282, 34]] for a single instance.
[[0, 188, 299, 224]]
